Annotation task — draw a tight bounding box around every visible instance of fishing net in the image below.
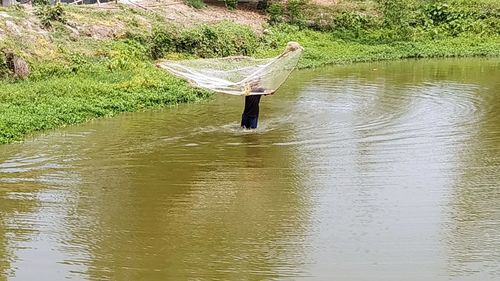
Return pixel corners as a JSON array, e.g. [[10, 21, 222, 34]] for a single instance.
[[157, 42, 303, 96]]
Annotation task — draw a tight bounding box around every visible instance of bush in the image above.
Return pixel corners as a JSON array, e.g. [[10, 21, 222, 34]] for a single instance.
[[224, 0, 238, 10], [185, 0, 205, 9], [105, 40, 148, 71], [287, 0, 305, 25], [32, 0, 49, 6], [414, 1, 500, 38], [122, 30, 149, 46], [0, 52, 10, 79], [376, 0, 412, 40], [267, 2, 285, 24], [150, 25, 176, 59], [257, 0, 268, 10], [36, 3, 66, 28], [330, 11, 379, 40], [176, 22, 258, 57], [266, 0, 307, 26], [147, 22, 258, 58]]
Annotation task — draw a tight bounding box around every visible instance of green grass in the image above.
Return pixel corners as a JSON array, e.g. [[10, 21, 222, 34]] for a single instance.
[[256, 25, 500, 68], [0, 64, 211, 144]]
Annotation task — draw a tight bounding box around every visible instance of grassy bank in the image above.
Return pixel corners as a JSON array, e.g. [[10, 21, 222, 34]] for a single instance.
[[0, 64, 211, 144], [0, 0, 499, 144], [257, 25, 500, 68]]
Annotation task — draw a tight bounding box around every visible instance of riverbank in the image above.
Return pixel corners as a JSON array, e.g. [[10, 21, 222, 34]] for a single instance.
[[257, 25, 500, 69], [1, 1, 499, 144]]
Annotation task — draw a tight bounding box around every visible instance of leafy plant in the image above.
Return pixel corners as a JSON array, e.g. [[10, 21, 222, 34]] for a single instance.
[[0, 64, 211, 144], [287, 0, 306, 26], [176, 22, 258, 57], [267, 2, 285, 24], [0, 52, 11, 79], [266, 0, 307, 26], [32, 0, 49, 6], [257, 0, 269, 11], [36, 3, 66, 28], [224, 0, 238, 10], [421, 2, 475, 37], [334, 12, 369, 30], [149, 25, 176, 59], [376, 0, 412, 40], [185, 0, 205, 9]]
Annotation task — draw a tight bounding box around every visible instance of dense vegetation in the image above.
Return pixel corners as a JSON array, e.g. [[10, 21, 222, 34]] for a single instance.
[[0, 64, 211, 144], [0, 0, 499, 144]]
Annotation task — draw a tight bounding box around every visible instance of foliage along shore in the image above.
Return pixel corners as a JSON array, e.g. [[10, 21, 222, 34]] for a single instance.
[[0, 0, 499, 144]]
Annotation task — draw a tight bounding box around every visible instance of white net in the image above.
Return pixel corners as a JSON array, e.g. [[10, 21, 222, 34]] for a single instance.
[[157, 42, 303, 96]]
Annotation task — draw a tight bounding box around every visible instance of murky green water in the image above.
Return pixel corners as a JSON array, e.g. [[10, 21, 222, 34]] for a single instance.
[[1, 58, 499, 281]]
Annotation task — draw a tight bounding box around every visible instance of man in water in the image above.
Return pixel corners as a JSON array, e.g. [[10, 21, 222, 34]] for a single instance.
[[240, 79, 274, 129], [240, 42, 301, 129]]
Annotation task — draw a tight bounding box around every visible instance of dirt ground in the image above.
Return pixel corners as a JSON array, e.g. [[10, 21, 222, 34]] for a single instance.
[[119, 0, 268, 31], [1, 0, 339, 47], [118, 0, 341, 31]]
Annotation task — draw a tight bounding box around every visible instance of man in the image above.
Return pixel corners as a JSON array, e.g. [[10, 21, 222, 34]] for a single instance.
[[240, 42, 301, 129], [240, 79, 275, 129]]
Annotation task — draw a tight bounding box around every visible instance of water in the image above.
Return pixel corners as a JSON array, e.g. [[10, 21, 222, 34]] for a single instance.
[[0, 58, 499, 281]]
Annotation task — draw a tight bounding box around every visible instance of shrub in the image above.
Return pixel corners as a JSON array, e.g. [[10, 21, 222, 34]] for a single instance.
[[185, 0, 205, 9], [376, 0, 412, 40], [266, 0, 307, 26], [257, 0, 268, 11], [106, 40, 148, 71], [32, 0, 49, 6], [150, 25, 176, 59], [36, 3, 66, 28], [418, 1, 498, 37], [0, 52, 10, 79], [176, 22, 258, 57], [287, 0, 306, 25], [122, 30, 149, 46], [224, 0, 238, 10], [267, 2, 285, 24], [147, 22, 258, 58]]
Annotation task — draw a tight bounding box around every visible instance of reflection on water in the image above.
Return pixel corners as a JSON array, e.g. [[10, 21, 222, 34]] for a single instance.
[[0, 58, 499, 280]]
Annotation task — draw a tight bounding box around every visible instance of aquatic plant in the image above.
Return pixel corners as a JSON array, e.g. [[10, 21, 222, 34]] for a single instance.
[[0, 64, 211, 144]]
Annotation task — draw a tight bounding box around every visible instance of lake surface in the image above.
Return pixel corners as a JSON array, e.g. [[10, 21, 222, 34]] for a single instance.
[[0, 58, 499, 281]]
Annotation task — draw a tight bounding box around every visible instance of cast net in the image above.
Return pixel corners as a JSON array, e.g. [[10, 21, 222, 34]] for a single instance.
[[157, 42, 303, 96]]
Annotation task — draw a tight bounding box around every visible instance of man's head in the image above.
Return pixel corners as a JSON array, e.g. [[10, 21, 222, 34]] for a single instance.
[[285, 42, 302, 53]]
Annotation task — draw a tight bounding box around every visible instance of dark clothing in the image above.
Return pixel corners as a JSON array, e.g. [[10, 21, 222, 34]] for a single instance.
[[241, 114, 259, 129], [241, 95, 262, 129], [243, 95, 261, 117]]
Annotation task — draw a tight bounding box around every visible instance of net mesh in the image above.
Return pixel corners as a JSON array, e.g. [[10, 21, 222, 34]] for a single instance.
[[157, 42, 303, 96]]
